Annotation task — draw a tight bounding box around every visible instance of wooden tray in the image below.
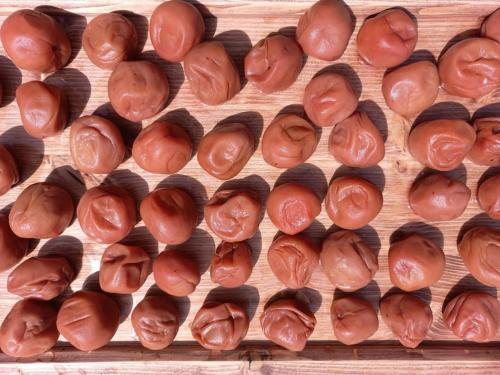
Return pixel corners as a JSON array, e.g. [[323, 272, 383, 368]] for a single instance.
[[0, 0, 499, 373]]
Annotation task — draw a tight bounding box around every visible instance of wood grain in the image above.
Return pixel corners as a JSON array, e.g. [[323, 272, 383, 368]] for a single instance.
[[0, 0, 499, 372], [1, 343, 500, 374]]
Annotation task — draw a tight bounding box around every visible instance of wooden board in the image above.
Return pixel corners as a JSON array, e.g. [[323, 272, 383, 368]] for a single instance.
[[0, 0, 499, 373]]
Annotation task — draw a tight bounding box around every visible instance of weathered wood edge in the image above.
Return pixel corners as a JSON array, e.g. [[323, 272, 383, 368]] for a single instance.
[[1, 342, 499, 364]]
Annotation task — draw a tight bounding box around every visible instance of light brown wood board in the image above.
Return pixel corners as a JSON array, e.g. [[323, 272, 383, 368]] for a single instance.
[[0, 0, 499, 373]]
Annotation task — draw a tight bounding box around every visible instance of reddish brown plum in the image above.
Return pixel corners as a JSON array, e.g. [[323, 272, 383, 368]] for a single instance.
[[261, 114, 317, 169], [321, 230, 378, 291], [0, 299, 59, 357], [210, 241, 253, 288], [70, 115, 125, 174], [380, 293, 432, 348], [131, 295, 179, 350], [477, 174, 500, 219], [245, 34, 303, 93], [0, 145, 18, 196], [388, 233, 445, 291], [204, 189, 261, 242], [184, 41, 240, 105], [56, 291, 120, 352], [357, 9, 418, 68], [153, 250, 200, 297], [408, 119, 476, 171], [329, 112, 385, 167], [303, 73, 358, 128], [296, 0, 353, 61], [382, 61, 439, 118], [108, 60, 169, 121], [99, 244, 150, 294], [458, 226, 500, 287], [16, 81, 68, 139], [132, 120, 193, 175], [83, 13, 138, 69], [438, 38, 500, 99], [150, 0, 205, 62], [408, 174, 471, 221], [190, 302, 249, 350], [482, 8, 500, 43], [468, 117, 500, 166], [1, 9, 70, 73], [197, 123, 254, 180], [77, 185, 136, 244], [140, 188, 198, 245], [260, 298, 316, 352], [266, 183, 321, 235], [9, 182, 74, 239], [7, 256, 75, 300], [325, 176, 383, 229], [267, 234, 319, 289], [443, 291, 500, 342], [330, 296, 378, 345]]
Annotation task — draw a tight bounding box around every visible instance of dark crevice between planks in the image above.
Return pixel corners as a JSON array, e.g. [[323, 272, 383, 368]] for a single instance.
[[3, 341, 500, 363]]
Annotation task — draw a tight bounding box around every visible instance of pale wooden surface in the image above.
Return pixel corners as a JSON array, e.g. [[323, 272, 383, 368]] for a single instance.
[[0, 0, 499, 373]]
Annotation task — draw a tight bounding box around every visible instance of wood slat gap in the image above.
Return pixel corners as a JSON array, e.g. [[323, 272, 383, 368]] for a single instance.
[[1, 342, 499, 364]]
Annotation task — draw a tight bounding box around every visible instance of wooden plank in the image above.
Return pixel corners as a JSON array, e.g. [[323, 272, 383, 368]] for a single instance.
[[3, 342, 500, 363], [1, 343, 500, 374], [0, 0, 498, 371], [1, 362, 499, 375]]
